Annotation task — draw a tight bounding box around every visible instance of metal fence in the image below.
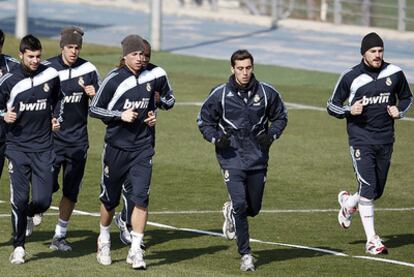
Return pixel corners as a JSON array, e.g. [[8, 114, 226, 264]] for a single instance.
[[224, 0, 414, 31], [171, 0, 414, 31]]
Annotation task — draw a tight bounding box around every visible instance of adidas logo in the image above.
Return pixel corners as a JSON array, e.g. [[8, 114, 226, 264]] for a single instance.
[[226, 91, 234, 97]]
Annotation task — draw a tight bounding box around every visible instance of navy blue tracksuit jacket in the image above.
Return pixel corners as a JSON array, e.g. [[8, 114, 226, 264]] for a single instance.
[[89, 66, 156, 150], [198, 74, 288, 170], [0, 54, 19, 143], [0, 64, 61, 151], [44, 55, 100, 146], [327, 60, 412, 145], [144, 63, 175, 110]]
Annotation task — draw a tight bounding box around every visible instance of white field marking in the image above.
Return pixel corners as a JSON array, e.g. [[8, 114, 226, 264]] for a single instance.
[[145, 207, 414, 215], [353, 256, 414, 269], [1, 206, 414, 268], [147, 221, 347, 256], [1, 207, 413, 217], [49, 205, 100, 216], [175, 101, 414, 122], [0, 212, 60, 218], [0, 200, 5, 203], [1, 202, 413, 215]]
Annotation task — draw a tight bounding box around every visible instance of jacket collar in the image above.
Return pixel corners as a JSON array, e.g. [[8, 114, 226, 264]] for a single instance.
[[228, 74, 259, 95]]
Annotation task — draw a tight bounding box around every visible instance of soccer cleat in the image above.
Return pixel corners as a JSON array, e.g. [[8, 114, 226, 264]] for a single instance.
[[337, 191, 356, 229], [9, 246, 26, 265], [50, 236, 72, 251], [97, 237, 112, 265], [126, 248, 146, 270], [222, 201, 236, 240], [366, 235, 388, 255], [33, 213, 43, 226], [240, 254, 255, 271], [114, 213, 132, 245], [26, 217, 34, 237]]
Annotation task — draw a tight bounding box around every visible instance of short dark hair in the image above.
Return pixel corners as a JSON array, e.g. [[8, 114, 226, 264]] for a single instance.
[[19, 34, 42, 53], [0, 29, 4, 46], [230, 49, 254, 67]]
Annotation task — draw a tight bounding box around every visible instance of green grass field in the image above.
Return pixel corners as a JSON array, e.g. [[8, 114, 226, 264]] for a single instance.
[[0, 36, 414, 276]]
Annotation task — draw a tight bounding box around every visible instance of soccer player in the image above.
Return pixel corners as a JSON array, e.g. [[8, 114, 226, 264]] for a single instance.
[[197, 49, 288, 271], [89, 34, 157, 269], [0, 29, 19, 184], [327, 32, 412, 255], [41, 26, 100, 251], [0, 35, 61, 264], [114, 39, 175, 246]]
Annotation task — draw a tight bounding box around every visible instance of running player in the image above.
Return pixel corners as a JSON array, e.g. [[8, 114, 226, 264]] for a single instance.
[[114, 39, 175, 246], [41, 26, 100, 251], [197, 49, 288, 271], [90, 34, 157, 269], [327, 32, 412, 255], [0, 35, 61, 264]]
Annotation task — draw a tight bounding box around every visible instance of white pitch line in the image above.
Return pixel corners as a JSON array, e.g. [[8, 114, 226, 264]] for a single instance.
[[1, 206, 413, 217], [1, 203, 414, 215], [145, 207, 414, 215], [249, 239, 348, 257], [147, 221, 347, 256], [175, 101, 414, 122], [1, 206, 414, 268], [353, 256, 414, 268], [0, 212, 60, 218], [49, 205, 100, 216]]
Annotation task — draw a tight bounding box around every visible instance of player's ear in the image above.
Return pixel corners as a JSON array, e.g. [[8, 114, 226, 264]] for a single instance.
[[18, 51, 23, 60], [231, 66, 235, 74]]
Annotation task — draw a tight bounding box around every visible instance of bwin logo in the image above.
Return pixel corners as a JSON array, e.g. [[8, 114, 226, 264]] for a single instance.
[[20, 99, 47, 111], [362, 93, 390, 106], [123, 98, 150, 110], [64, 92, 83, 103]]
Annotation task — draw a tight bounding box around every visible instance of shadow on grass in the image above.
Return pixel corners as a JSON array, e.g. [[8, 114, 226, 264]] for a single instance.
[[350, 233, 414, 249], [254, 246, 342, 269], [143, 228, 229, 266], [147, 245, 229, 267], [144, 228, 223, 249], [0, 230, 127, 261]]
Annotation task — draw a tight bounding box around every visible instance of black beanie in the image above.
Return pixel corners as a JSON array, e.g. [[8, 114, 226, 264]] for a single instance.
[[60, 26, 84, 48], [360, 32, 383, 55], [121, 35, 145, 57]]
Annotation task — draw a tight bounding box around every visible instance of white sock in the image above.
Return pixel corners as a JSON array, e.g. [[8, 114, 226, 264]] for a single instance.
[[345, 193, 359, 213], [99, 223, 111, 242], [130, 231, 144, 252], [359, 198, 375, 241], [54, 218, 69, 238]]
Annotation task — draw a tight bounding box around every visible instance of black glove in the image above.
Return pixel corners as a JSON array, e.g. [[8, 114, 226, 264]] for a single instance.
[[257, 133, 274, 149], [215, 134, 231, 149]]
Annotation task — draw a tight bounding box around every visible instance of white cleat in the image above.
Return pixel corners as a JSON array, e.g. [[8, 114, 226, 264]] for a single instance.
[[127, 248, 146, 270], [240, 254, 255, 271], [222, 201, 236, 240], [337, 191, 356, 229], [366, 235, 388, 255], [26, 217, 34, 237], [10, 246, 26, 265], [97, 237, 112, 265], [33, 213, 43, 226]]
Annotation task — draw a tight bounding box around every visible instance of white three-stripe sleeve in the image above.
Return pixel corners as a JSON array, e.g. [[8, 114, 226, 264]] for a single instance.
[[197, 84, 225, 144], [89, 72, 122, 120], [327, 69, 352, 119]]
